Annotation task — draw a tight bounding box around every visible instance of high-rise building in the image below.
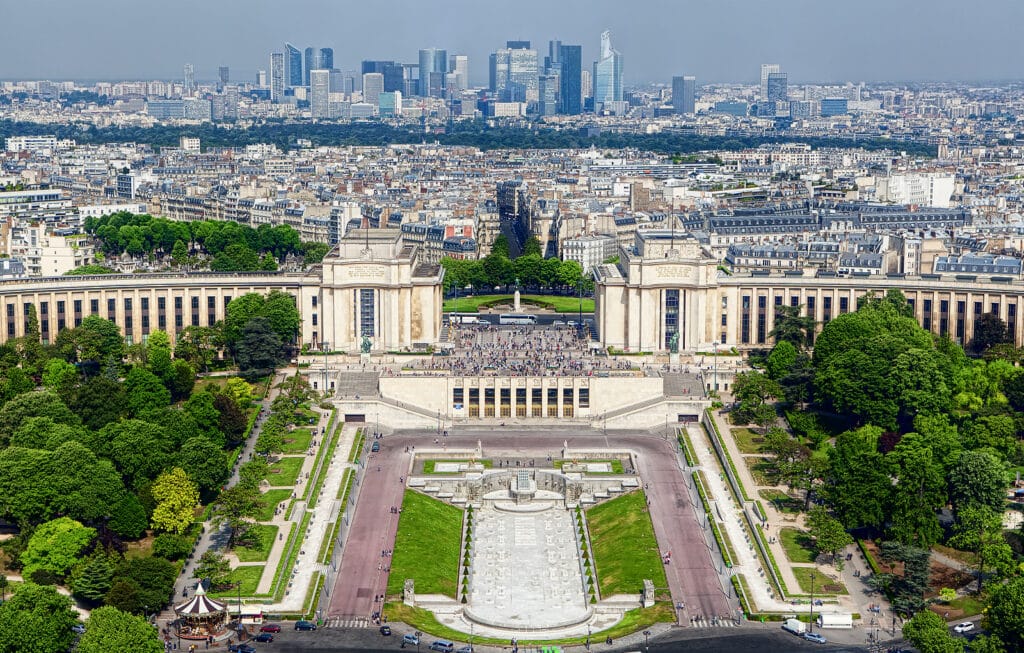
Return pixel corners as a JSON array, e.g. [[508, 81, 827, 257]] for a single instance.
[[766, 72, 788, 102], [592, 30, 623, 112], [580, 70, 592, 106], [760, 64, 780, 100], [418, 48, 447, 97], [183, 63, 195, 96], [672, 75, 696, 115], [218, 66, 229, 86], [378, 91, 402, 117], [508, 44, 538, 102], [304, 47, 334, 86], [506, 40, 531, 50], [361, 61, 405, 93], [257, 70, 268, 87], [557, 44, 582, 115], [285, 43, 303, 87], [362, 73, 384, 106], [489, 50, 509, 95], [538, 74, 558, 116], [449, 55, 469, 92], [270, 53, 285, 101], [310, 69, 331, 118]]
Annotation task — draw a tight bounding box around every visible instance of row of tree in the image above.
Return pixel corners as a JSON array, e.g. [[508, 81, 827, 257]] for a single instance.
[[440, 235, 590, 295]]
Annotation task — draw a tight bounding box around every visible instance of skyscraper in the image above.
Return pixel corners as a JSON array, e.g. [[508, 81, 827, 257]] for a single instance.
[[285, 43, 303, 87], [766, 72, 788, 102], [539, 74, 558, 116], [760, 64, 780, 100], [304, 47, 334, 86], [270, 52, 285, 102], [183, 63, 195, 96], [507, 43, 538, 102], [449, 55, 469, 92], [489, 50, 509, 95], [310, 69, 331, 119], [362, 73, 384, 106], [672, 75, 696, 115], [257, 70, 268, 87], [218, 66, 229, 86], [558, 44, 582, 115], [418, 48, 447, 97], [592, 30, 623, 112]]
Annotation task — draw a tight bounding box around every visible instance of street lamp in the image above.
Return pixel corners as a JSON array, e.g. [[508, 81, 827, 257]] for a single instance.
[[321, 340, 330, 397], [643, 629, 651, 651], [586, 624, 591, 651], [808, 571, 816, 633], [415, 630, 422, 653], [712, 340, 719, 396]]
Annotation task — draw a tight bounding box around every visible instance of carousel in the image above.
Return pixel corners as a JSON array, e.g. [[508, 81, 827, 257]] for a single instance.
[[173, 584, 230, 640]]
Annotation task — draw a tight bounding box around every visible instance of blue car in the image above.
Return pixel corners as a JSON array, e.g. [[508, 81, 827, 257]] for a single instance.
[[294, 620, 317, 631]]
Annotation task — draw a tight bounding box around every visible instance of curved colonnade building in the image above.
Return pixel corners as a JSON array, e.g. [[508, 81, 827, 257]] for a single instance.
[[0, 227, 1022, 358]]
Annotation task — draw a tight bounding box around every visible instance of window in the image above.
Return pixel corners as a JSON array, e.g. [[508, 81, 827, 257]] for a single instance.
[[157, 297, 165, 311], [359, 289, 375, 337], [90, 299, 99, 314], [452, 388, 464, 409], [791, 296, 799, 307], [578, 388, 589, 408], [312, 296, 318, 307], [192, 297, 199, 310], [839, 297, 848, 314], [174, 297, 182, 310], [757, 296, 767, 344], [141, 297, 149, 311], [741, 295, 751, 344], [41, 301, 48, 315], [312, 313, 318, 326], [108, 298, 116, 320], [664, 289, 679, 349]]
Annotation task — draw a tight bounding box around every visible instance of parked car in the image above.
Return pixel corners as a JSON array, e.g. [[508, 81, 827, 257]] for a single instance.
[[229, 645, 256, 653], [803, 632, 827, 644], [457, 646, 474, 653], [380, 625, 391, 636], [71, 624, 86, 635], [403, 634, 420, 646], [254, 632, 274, 643], [259, 624, 282, 633], [953, 622, 975, 634], [370, 441, 380, 452], [294, 620, 317, 631]]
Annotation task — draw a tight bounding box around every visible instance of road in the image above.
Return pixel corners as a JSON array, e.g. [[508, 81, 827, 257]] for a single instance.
[[326, 427, 732, 626]]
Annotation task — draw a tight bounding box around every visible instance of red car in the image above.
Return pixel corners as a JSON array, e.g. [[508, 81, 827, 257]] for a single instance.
[[259, 624, 282, 633]]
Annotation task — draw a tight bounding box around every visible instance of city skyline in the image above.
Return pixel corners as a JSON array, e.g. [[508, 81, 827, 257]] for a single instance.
[[3, 0, 1024, 84]]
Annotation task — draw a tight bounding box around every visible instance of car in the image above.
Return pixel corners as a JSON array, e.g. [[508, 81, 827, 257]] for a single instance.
[[259, 624, 282, 633], [254, 633, 274, 643], [294, 620, 317, 631], [803, 632, 827, 644], [403, 634, 420, 646], [370, 441, 380, 452], [953, 622, 975, 634], [229, 645, 256, 653], [380, 625, 391, 636], [71, 624, 87, 635], [457, 646, 474, 653]]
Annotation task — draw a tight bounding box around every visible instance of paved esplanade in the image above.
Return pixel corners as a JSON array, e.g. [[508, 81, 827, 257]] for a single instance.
[[327, 428, 733, 630], [467, 502, 590, 629]]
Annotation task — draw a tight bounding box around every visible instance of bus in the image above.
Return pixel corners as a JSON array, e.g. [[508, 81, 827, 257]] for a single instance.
[[499, 313, 537, 325], [449, 312, 485, 324]]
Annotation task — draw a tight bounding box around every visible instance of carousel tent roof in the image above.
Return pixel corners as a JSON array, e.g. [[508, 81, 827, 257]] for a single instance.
[[174, 584, 228, 616]]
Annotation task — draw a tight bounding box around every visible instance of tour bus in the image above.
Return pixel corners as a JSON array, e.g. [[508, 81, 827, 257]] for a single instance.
[[498, 313, 537, 325], [449, 312, 485, 324]]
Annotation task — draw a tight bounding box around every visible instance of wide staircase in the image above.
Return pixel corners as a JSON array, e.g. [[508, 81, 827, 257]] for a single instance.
[[662, 372, 705, 397], [334, 371, 381, 398]]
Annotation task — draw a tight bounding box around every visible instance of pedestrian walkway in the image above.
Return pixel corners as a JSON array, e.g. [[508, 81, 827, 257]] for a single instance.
[[322, 616, 372, 629]]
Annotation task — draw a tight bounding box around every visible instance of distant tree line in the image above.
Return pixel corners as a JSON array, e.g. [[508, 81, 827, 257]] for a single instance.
[[0, 118, 937, 157]]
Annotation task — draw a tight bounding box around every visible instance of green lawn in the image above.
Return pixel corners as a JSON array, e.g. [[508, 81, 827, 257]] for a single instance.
[[209, 564, 265, 598], [780, 527, 817, 564], [586, 490, 668, 597], [386, 490, 463, 597], [265, 456, 304, 487], [280, 428, 313, 453], [758, 489, 803, 514], [792, 566, 847, 595], [234, 524, 279, 563], [422, 459, 493, 474], [257, 489, 292, 521], [554, 459, 625, 474], [444, 294, 595, 314], [732, 428, 768, 454], [745, 458, 776, 486]]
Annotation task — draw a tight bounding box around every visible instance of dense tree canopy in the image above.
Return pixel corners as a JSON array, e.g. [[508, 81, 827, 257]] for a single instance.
[[0, 583, 78, 653]]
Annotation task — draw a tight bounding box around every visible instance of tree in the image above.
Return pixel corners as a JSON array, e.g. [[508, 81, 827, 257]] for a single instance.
[[211, 482, 265, 547], [887, 433, 946, 548], [72, 315, 125, 364], [822, 426, 891, 531], [174, 325, 220, 372], [768, 304, 815, 349], [0, 583, 77, 653], [765, 340, 798, 380], [78, 606, 163, 653], [16, 304, 45, 375], [108, 556, 177, 615], [902, 610, 964, 653], [491, 234, 510, 258], [183, 391, 224, 443], [805, 507, 853, 561], [947, 506, 1014, 593], [150, 468, 199, 535], [68, 374, 125, 430], [0, 389, 79, 447], [123, 367, 170, 417], [522, 235, 542, 258], [213, 392, 248, 447], [178, 436, 228, 495], [99, 419, 171, 489], [872, 542, 931, 616], [71, 552, 115, 604], [167, 358, 196, 400], [984, 576, 1024, 652], [970, 312, 1010, 354], [20, 517, 96, 581], [194, 550, 232, 590], [235, 316, 283, 375], [145, 330, 172, 382], [947, 449, 1008, 515], [41, 358, 79, 401], [224, 377, 254, 408]]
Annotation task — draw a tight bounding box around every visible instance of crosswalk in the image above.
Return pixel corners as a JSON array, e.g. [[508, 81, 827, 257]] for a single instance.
[[689, 616, 740, 628], [322, 616, 372, 629]]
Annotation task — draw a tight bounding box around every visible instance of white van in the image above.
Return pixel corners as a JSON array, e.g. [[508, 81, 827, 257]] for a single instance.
[[782, 618, 807, 635]]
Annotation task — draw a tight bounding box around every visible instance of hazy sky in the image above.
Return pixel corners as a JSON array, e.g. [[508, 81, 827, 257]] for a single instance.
[[3, 0, 1024, 85]]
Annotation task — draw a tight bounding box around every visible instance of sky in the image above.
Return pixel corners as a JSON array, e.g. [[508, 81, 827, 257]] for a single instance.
[[3, 0, 1024, 85]]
